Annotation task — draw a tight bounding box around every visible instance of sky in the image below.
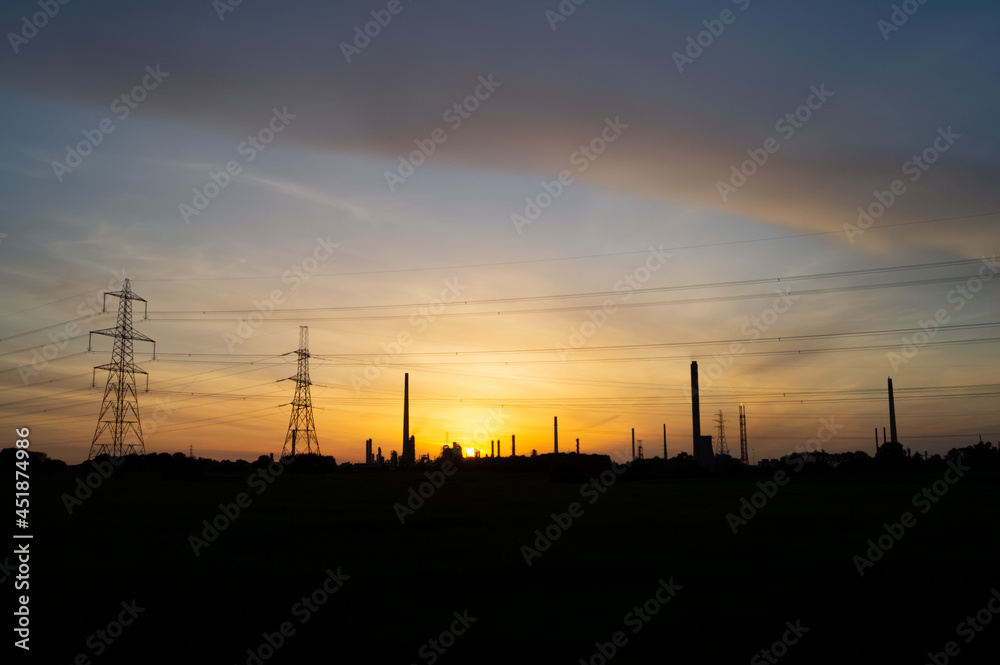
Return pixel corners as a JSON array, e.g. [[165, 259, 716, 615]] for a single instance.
[[0, 0, 997, 464]]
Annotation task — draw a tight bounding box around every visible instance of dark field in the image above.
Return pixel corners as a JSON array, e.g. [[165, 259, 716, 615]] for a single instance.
[[15, 465, 1000, 664]]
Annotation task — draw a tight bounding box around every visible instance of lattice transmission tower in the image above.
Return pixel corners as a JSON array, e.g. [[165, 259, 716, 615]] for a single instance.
[[739, 404, 749, 465], [714, 409, 729, 456], [88, 278, 156, 459], [280, 326, 319, 457]]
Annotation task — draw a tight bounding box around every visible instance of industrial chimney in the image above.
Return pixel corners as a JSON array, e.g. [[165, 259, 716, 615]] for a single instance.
[[554, 416, 559, 453], [691, 361, 714, 466], [691, 361, 701, 447], [402, 373, 411, 465], [888, 377, 898, 444]]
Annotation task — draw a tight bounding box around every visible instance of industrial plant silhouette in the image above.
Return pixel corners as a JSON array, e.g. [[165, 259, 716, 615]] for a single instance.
[[7, 279, 999, 665], [77, 279, 940, 470]]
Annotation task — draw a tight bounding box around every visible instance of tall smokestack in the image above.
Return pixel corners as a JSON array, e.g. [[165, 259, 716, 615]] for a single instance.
[[512, 434, 515, 457], [632, 428, 635, 461], [554, 416, 558, 453], [691, 361, 701, 451], [888, 377, 898, 444], [403, 373, 409, 462], [663, 423, 667, 459]]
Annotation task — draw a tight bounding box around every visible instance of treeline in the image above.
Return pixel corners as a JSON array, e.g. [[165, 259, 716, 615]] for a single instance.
[[3, 439, 997, 480]]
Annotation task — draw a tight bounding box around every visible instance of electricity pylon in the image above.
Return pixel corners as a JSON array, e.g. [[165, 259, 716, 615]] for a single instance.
[[714, 409, 729, 456], [281, 326, 319, 457], [88, 278, 155, 459]]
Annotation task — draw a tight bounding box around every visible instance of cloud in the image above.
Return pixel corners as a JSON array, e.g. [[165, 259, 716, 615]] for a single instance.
[[240, 173, 372, 220], [2, 1, 997, 256]]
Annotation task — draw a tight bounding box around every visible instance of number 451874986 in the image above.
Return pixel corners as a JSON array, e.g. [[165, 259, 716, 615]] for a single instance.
[[15, 427, 30, 522]]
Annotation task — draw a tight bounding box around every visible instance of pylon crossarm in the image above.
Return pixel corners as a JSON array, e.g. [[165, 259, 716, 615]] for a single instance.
[[89, 329, 117, 348]]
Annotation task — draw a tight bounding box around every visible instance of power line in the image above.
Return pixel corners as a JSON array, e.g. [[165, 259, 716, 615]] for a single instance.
[[307, 321, 1000, 358], [0, 316, 97, 344], [147, 273, 986, 323], [1, 257, 987, 341], [151, 257, 988, 316], [0, 286, 109, 320], [132, 211, 999, 282], [0, 351, 89, 376], [327, 336, 1000, 366]]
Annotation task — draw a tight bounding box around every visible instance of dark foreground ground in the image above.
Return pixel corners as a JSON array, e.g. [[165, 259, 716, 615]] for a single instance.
[[8, 463, 1000, 664]]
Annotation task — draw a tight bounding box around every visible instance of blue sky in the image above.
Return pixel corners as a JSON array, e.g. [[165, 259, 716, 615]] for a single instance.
[[1, 0, 997, 463]]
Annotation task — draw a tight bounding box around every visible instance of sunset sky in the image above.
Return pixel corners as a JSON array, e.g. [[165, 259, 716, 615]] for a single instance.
[[1, 0, 997, 464]]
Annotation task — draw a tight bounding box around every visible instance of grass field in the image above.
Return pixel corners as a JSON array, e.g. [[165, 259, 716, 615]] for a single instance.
[[17, 464, 1000, 664]]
